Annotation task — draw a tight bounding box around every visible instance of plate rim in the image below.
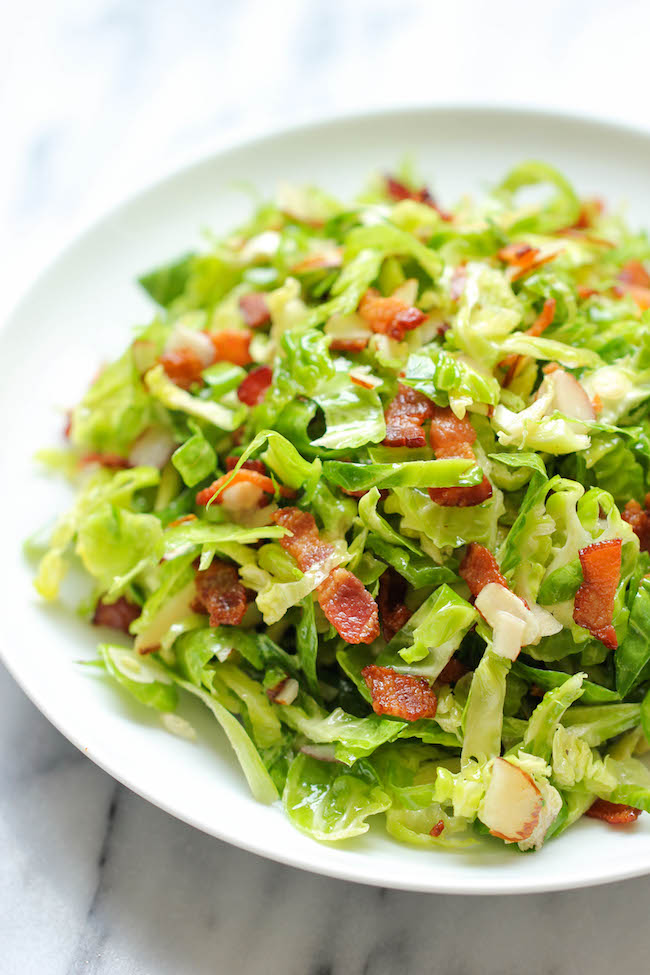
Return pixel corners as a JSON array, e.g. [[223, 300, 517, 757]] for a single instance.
[[4, 102, 650, 895]]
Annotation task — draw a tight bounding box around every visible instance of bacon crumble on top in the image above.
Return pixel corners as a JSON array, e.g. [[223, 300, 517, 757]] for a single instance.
[[238, 293, 271, 329], [427, 406, 492, 507], [361, 665, 438, 721], [497, 242, 560, 282], [318, 568, 380, 645], [436, 657, 469, 685], [585, 798, 641, 825], [93, 596, 140, 632], [573, 539, 622, 650], [237, 365, 273, 406], [613, 259, 650, 310], [159, 347, 206, 389], [459, 542, 508, 598], [225, 456, 267, 475], [384, 174, 452, 221], [272, 507, 380, 644], [501, 298, 556, 386], [191, 560, 249, 626], [210, 329, 254, 367], [358, 288, 426, 341], [429, 820, 445, 838], [383, 383, 435, 448], [622, 495, 650, 553], [196, 469, 294, 508]]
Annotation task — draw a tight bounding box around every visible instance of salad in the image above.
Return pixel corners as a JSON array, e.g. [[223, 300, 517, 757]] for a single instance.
[[32, 161, 650, 852]]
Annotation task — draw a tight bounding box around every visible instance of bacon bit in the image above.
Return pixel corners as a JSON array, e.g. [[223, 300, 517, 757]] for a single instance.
[[159, 347, 206, 389], [430, 820, 445, 838], [340, 487, 389, 500], [497, 243, 560, 282], [63, 411, 72, 440], [384, 174, 452, 221], [377, 568, 412, 642], [238, 293, 271, 329], [196, 469, 294, 507], [427, 406, 492, 507], [225, 456, 267, 474], [383, 383, 435, 448], [592, 392, 603, 416], [80, 452, 131, 469], [618, 260, 650, 288], [459, 542, 508, 598], [437, 657, 469, 685], [93, 596, 140, 632], [237, 365, 273, 406], [318, 568, 380, 644], [529, 684, 545, 699], [191, 560, 248, 626], [570, 198, 604, 230], [577, 285, 599, 300], [329, 336, 369, 353], [573, 539, 622, 649], [501, 298, 557, 386], [272, 507, 335, 571], [585, 798, 641, 825], [209, 329, 253, 367], [362, 665, 438, 721], [622, 496, 650, 553], [613, 261, 650, 310], [450, 265, 467, 301], [358, 288, 426, 341], [272, 507, 380, 643], [167, 514, 198, 529], [291, 249, 342, 273]]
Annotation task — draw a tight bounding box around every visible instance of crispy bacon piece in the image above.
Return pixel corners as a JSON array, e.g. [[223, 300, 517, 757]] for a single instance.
[[427, 406, 492, 507], [167, 514, 197, 528], [273, 508, 380, 643], [225, 456, 267, 474], [272, 507, 335, 571], [437, 657, 469, 685], [209, 329, 253, 366], [618, 260, 650, 288], [383, 383, 435, 448], [501, 298, 557, 385], [384, 174, 452, 221], [80, 452, 131, 469], [460, 542, 508, 598], [159, 347, 206, 389], [377, 568, 412, 642], [585, 798, 641, 825], [430, 821, 445, 838], [362, 665, 438, 721], [192, 560, 248, 626], [318, 568, 380, 644], [622, 495, 650, 553], [329, 336, 369, 353], [358, 288, 426, 341], [238, 293, 271, 329], [237, 365, 273, 406], [573, 539, 622, 650], [291, 249, 342, 272], [497, 243, 559, 282], [196, 469, 294, 507], [93, 596, 140, 632], [577, 285, 599, 300], [613, 260, 650, 310]]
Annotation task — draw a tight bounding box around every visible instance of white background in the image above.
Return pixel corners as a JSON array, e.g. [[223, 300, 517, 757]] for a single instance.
[[3, 1, 650, 972]]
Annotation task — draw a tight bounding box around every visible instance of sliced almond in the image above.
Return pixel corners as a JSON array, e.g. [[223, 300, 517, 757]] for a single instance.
[[479, 758, 543, 843]]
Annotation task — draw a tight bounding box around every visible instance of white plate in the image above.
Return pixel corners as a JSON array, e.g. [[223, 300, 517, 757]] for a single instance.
[[3, 106, 650, 895]]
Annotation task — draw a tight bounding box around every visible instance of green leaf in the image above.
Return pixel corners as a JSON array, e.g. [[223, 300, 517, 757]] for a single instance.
[[488, 452, 547, 477], [99, 644, 177, 712], [616, 577, 650, 698], [171, 424, 217, 487], [512, 661, 620, 704], [296, 597, 320, 697], [322, 458, 481, 492], [283, 754, 391, 841], [138, 252, 195, 307]]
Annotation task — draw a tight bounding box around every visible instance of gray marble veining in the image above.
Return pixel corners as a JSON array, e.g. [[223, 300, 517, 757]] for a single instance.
[[4, 1, 650, 972]]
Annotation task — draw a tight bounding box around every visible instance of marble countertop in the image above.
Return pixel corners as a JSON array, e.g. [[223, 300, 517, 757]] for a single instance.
[[4, 1, 650, 972]]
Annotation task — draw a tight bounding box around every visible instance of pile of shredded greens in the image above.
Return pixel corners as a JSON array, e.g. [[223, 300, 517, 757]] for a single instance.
[[32, 161, 650, 851]]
